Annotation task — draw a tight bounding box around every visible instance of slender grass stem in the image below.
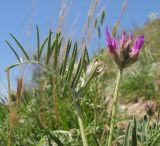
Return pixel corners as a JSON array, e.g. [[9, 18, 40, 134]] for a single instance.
[[7, 71, 12, 146], [77, 104, 88, 146], [107, 69, 122, 146]]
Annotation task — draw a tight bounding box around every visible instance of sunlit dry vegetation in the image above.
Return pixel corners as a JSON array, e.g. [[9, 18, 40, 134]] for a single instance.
[[0, 0, 160, 146]]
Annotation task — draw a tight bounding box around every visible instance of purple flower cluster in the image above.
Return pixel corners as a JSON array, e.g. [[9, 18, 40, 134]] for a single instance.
[[106, 26, 144, 69]]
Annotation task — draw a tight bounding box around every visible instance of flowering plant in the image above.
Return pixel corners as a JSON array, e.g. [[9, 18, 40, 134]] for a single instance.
[[106, 26, 144, 146]]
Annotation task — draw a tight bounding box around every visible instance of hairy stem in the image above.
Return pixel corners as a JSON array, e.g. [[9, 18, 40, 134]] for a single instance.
[[107, 69, 122, 146]]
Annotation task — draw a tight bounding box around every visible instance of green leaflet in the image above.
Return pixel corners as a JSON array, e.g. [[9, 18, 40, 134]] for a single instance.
[[10, 33, 30, 60], [132, 116, 137, 146], [66, 42, 77, 82], [60, 38, 72, 76], [5, 40, 21, 63], [36, 25, 40, 61]]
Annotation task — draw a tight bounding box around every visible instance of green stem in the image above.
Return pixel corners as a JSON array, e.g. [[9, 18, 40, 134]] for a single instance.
[[94, 95, 97, 134], [107, 69, 122, 146], [77, 104, 88, 146]]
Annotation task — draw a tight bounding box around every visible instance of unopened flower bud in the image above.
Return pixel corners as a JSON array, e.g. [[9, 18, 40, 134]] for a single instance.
[[144, 101, 156, 116]]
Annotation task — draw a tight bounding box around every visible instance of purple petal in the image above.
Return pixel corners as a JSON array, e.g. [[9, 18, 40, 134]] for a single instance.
[[115, 39, 119, 49], [130, 34, 144, 57], [151, 102, 155, 109], [106, 26, 117, 54], [129, 34, 133, 41], [145, 102, 149, 108], [133, 38, 139, 50], [106, 26, 112, 46], [112, 38, 118, 48], [121, 31, 126, 46], [126, 33, 133, 45], [137, 35, 144, 49], [130, 38, 140, 58], [130, 49, 140, 58], [132, 35, 144, 50]]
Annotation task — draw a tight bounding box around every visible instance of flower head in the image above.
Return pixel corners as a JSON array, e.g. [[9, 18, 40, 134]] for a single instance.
[[144, 101, 156, 116], [106, 26, 144, 69]]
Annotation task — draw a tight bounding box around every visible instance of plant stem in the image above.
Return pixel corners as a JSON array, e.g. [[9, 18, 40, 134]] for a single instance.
[[94, 82, 98, 134], [52, 74, 60, 128], [107, 69, 122, 146], [77, 104, 88, 146]]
